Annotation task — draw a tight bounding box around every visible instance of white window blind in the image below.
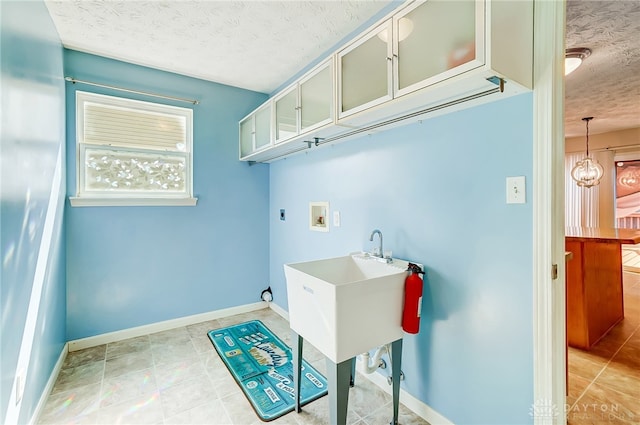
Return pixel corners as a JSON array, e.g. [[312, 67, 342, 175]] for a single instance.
[[83, 102, 187, 152], [73, 91, 196, 206]]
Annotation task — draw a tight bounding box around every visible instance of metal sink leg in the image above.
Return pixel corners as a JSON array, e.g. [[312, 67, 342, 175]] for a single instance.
[[327, 357, 353, 425]]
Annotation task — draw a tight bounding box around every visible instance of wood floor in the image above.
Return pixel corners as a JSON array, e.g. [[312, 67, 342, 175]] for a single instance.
[[567, 271, 640, 424], [622, 245, 640, 273]]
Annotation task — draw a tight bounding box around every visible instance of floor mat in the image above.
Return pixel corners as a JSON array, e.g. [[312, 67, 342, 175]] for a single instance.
[[207, 320, 328, 421]]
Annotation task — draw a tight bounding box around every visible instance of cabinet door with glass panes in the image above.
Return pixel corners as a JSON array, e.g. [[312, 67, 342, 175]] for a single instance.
[[393, 0, 483, 97], [274, 59, 334, 144], [239, 103, 272, 159], [338, 1, 483, 118], [299, 60, 333, 134], [274, 87, 297, 144], [338, 21, 393, 119]]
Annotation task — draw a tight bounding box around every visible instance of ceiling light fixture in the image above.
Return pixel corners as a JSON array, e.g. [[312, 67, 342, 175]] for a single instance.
[[565, 48, 591, 76], [618, 167, 640, 189], [571, 117, 603, 188]]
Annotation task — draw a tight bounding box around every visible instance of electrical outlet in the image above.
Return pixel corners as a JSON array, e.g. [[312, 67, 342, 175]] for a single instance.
[[333, 211, 340, 227], [506, 176, 526, 204]]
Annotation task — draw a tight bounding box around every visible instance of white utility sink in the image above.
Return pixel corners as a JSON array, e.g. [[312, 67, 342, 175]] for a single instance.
[[284, 253, 410, 363]]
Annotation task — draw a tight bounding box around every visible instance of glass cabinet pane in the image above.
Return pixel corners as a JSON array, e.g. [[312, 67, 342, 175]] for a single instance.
[[341, 25, 390, 114], [239, 118, 253, 157], [275, 89, 298, 142], [255, 105, 271, 150], [398, 0, 476, 91], [300, 65, 331, 131]]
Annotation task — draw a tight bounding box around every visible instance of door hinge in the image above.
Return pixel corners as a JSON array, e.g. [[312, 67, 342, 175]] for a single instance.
[[552, 264, 558, 280]]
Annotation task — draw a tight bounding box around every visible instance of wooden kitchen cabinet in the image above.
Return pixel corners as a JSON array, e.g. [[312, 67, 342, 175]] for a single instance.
[[565, 227, 640, 349]]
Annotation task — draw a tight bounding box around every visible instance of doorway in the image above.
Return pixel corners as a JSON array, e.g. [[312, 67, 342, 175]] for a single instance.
[[563, 112, 640, 425]]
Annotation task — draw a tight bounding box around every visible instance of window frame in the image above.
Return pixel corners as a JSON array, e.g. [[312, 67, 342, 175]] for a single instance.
[[70, 91, 197, 207]]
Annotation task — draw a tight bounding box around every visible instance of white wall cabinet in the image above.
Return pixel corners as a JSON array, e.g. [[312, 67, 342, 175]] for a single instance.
[[338, 0, 481, 120], [393, 0, 481, 96], [239, 103, 272, 159], [239, 0, 533, 163], [300, 63, 333, 134], [274, 87, 297, 143], [274, 59, 334, 145], [338, 21, 392, 118]]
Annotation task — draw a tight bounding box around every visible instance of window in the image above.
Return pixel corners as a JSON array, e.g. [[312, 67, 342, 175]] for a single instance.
[[616, 158, 640, 228], [70, 91, 196, 206], [565, 152, 599, 227]]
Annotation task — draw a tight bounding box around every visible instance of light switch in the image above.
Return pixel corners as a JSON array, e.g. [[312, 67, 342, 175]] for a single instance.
[[506, 176, 526, 204], [333, 211, 341, 227]]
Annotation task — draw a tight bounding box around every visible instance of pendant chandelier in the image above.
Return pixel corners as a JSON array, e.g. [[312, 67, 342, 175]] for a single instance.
[[571, 117, 603, 188]]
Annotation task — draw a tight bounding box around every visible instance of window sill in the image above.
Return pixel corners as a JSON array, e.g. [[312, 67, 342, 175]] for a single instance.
[[69, 196, 198, 207]]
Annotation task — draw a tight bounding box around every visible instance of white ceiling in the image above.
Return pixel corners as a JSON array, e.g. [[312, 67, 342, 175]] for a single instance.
[[565, 0, 640, 137], [45, 0, 640, 137], [44, 0, 391, 94]]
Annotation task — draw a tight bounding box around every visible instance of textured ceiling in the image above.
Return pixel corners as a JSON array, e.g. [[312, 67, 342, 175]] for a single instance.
[[565, 0, 640, 137], [45, 1, 640, 136], [44, 0, 391, 94]]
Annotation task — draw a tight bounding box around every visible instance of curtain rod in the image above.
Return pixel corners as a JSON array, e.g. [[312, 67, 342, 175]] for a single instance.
[[589, 144, 640, 153], [64, 77, 200, 105]]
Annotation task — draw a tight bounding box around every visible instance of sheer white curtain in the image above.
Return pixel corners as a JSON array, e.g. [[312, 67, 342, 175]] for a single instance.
[[565, 153, 600, 227]]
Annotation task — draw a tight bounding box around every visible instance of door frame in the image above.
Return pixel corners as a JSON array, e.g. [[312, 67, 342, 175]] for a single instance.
[[532, 0, 567, 424]]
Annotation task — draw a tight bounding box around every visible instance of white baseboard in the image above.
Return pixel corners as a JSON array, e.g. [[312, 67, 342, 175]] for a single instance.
[[354, 358, 453, 425], [68, 301, 268, 351], [66, 302, 450, 424], [268, 302, 289, 321], [29, 342, 68, 425]]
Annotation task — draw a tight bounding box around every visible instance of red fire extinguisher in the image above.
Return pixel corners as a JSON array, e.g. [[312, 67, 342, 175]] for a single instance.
[[402, 263, 424, 334]]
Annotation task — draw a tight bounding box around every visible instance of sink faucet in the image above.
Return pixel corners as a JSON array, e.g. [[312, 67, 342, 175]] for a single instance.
[[369, 229, 383, 258]]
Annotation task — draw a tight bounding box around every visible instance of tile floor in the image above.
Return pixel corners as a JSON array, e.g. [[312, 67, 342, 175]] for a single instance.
[[567, 271, 640, 424], [38, 308, 428, 425]]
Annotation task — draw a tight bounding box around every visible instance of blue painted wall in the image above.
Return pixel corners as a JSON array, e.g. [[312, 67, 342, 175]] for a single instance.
[[0, 1, 535, 423], [1, 1, 67, 423], [64, 51, 269, 340], [270, 94, 534, 424]]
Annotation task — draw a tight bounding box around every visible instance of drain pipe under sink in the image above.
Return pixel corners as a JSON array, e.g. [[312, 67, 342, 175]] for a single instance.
[[359, 344, 389, 374]]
